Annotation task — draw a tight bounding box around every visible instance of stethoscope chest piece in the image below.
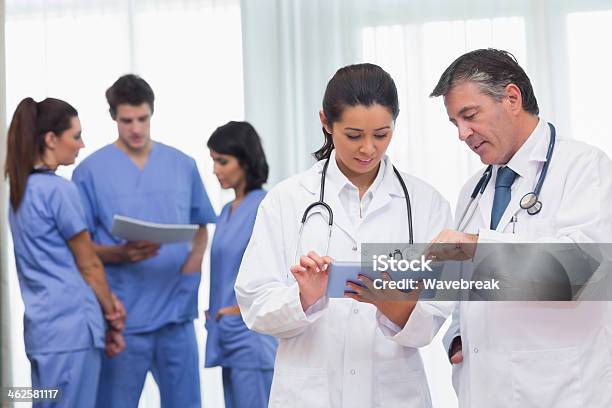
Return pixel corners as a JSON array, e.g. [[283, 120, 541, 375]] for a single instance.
[[518, 182, 544, 216], [526, 199, 542, 215], [520, 192, 538, 209]]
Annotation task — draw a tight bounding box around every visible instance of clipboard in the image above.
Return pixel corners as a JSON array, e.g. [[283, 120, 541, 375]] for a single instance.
[[111, 215, 198, 244]]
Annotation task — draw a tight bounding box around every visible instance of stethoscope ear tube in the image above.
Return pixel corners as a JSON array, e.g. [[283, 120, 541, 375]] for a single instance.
[[392, 166, 413, 245], [456, 165, 492, 231], [300, 201, 333, 225], [518, 123, 556, 214]]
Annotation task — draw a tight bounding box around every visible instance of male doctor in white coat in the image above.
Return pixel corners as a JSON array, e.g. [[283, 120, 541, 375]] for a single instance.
[[425, 49, 612, 407]]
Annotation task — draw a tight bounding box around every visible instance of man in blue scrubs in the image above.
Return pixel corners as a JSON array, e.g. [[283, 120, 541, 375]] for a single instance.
[[73, 74, 216, 408]]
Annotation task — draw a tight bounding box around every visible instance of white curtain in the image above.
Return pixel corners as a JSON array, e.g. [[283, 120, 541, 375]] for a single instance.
[[241, 0, 612, 406], [4, 0, 244, 406], [5, 0, 612, 406]]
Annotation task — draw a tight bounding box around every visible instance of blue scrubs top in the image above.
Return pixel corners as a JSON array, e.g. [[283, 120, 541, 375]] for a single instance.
[[72, 142, 216, 334], [9, 172, 105, 354], [205, 189, 277, 369]]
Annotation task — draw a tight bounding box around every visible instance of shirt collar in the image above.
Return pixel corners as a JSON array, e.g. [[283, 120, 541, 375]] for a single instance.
[[325, 150, 387, 199], [503, 117, 549, 178]]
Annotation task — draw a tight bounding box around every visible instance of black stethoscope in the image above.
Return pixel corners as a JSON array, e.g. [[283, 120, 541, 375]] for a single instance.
[[294, 153, 414, 263], [456, 122, 556, 231]]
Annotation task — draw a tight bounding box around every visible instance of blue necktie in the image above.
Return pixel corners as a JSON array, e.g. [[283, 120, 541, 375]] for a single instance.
[[490, 166, 517, 230]]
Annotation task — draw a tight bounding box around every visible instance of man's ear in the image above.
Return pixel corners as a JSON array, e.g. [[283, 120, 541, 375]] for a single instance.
[[319, 110, 332, 135], [43, 131, 57, 150], [504, 83, 523, 115]]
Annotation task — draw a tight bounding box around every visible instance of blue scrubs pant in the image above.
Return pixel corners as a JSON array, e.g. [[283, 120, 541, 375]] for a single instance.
[[222, 367, 273, 408], [96, 321, 200, 408], [29, 348, 101, 408]]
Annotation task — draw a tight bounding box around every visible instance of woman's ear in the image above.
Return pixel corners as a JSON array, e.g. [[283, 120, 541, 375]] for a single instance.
[[43, 131, 57, 150], [319, 110, 332, 135]]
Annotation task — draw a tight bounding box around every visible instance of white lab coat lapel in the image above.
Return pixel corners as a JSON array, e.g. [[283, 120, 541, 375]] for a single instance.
[[297, 161, 357, 242], [475, 122, 550, 232], [365, 160, 397, 218], [322, 188, 357, 238], [476, 175, 495, 230], [496, 125, 550, 232]]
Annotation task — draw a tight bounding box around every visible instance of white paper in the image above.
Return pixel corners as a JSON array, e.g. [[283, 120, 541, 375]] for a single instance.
[[111, 215, 198, 244]]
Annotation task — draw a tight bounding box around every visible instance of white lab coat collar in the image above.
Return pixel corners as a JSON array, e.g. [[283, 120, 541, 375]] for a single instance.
[[479, 118, 552, 231], [297, 152, 404, 238], [503, 117, 549, 179]]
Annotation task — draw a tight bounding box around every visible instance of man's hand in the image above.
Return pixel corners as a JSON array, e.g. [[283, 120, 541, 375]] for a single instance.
[[104, 294, 126, 331], [119, 241, 160, 263], [426, 229, 478, 261], [449, 336, 463, 364], [105, 329, 126, 358]]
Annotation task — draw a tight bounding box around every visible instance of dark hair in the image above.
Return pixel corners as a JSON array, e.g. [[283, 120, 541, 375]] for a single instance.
[[207, 121, 269, 192], [313, 63, 400, 161], [106, 74, 155, 119], [4, 97, 78, 210], [430, 48, 539, 115]]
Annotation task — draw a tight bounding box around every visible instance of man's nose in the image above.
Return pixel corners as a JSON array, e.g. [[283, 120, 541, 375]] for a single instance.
[[458, 122, 473, 141]]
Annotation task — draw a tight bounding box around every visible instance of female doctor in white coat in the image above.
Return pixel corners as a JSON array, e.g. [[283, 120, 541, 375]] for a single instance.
[[235, 63, 453, 408]]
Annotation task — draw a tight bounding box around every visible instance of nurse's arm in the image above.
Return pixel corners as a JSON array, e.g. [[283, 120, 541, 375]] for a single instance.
[[91, 241, 161, 264], [68, 230, 117, 317], [180, 225, 208, 273]]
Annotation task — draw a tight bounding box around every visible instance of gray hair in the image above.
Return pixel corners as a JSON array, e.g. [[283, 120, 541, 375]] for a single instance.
[[430, 49, 539, 115]]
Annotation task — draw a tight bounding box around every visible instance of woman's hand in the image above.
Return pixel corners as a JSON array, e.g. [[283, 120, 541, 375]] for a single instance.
[[105, 329, 126, 358], [290, 251, 333, 311], [104, 294, 126, 331], [345, 272, 422, 328]]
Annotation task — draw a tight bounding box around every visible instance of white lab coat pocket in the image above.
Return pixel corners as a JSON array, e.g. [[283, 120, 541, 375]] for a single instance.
[[510, 347, 583, 408], [270, 367, 331, 408], [517, 216, 557, 240], [374, 367, 431, 408]]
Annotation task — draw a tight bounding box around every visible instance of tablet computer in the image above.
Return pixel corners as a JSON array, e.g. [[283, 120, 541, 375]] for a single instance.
[[325, 261, 443, 299]]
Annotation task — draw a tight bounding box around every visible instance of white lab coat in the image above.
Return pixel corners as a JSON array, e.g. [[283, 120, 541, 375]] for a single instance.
[[235, 153, 453, 408], [443, 119, 612, 408]]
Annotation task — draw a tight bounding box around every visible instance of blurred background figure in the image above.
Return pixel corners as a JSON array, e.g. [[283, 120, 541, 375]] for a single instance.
[[206, 121, 277, 408], [4, 97, 125, 407], [72, 75, 216, 408]]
